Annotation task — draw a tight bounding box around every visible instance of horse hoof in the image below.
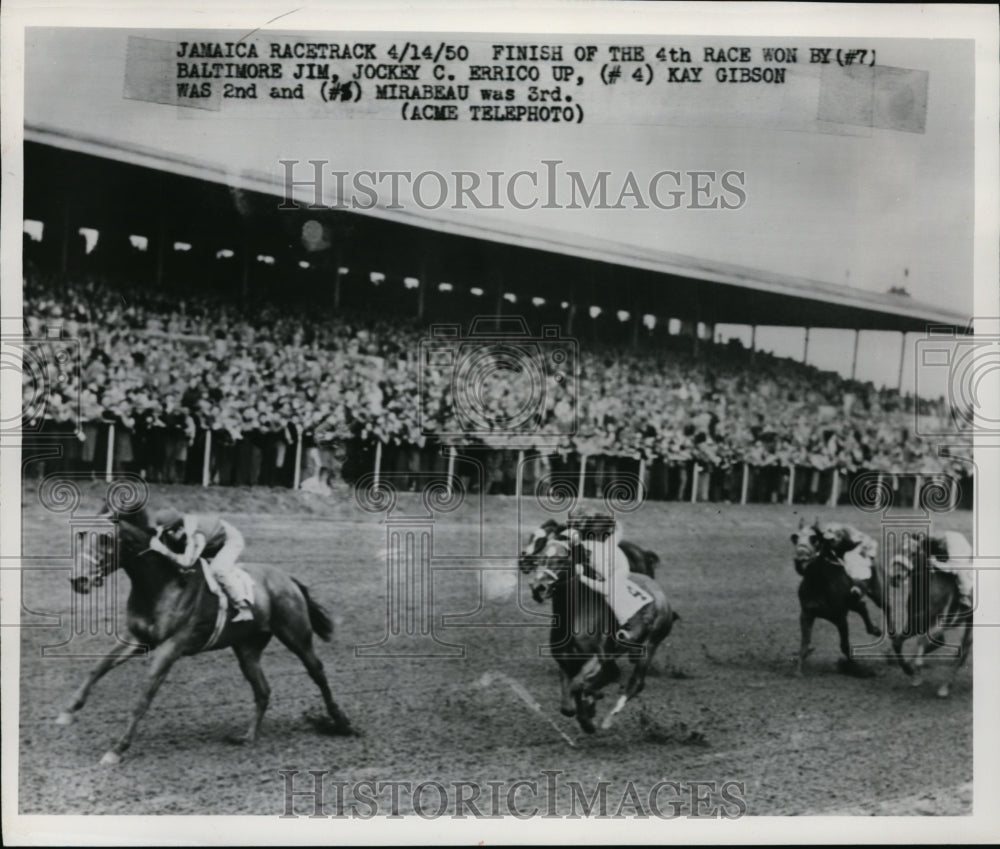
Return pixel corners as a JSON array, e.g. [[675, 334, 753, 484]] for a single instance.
[[226, 733, 254, 746], [600, 715, 615, 731], [576, 715, 596, 735], [100, 750, 121, 766], [910, 675, 923, 688], [937, 684, 951, 699], [55, 711, 74, 726], [560, 707, 576, 718]]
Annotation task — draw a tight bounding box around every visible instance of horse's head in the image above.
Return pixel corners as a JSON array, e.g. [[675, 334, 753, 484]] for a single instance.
[[69, 514, 153, 595], [527, 535, 572, 603], [518, 519, 565, 573], [790, 519, 821, 575], [877, 533, 928, 635]]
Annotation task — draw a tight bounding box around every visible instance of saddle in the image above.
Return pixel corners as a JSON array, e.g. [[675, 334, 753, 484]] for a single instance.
[[199, 560, 256, 650], [573, 551, 655, 624], [617, 577, 655, 624]]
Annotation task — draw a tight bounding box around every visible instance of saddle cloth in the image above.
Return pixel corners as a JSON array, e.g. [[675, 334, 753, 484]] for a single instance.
[[200, 560, 256, 650], [614, 577, 656, 624]]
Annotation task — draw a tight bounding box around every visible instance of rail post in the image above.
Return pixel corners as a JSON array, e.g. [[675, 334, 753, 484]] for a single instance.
[[447, 445, 457, 498], [828, 468, 840, 507], [577, 454, 588, 500], [690, 463, 699, 504], [786, 465, 795, 506], [740, 462, 749, 505], [292, 429, 303, 490], [515, 449, 524, 500], [201, 428, 212, 487], [373, 440, 383, 489], [105, 423, 115, 482], [913, 474, 923, 510]]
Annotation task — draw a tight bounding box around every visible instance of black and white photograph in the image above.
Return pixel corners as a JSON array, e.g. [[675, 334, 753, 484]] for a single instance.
[[2, 1, 998, 843]]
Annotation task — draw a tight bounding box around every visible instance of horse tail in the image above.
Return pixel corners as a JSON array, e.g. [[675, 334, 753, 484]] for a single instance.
[[644, 549, 661, 578], [292, 578, 334, 642]]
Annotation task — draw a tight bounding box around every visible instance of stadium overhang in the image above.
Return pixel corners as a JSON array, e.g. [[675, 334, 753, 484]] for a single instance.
[[24, 130, 971, 336]]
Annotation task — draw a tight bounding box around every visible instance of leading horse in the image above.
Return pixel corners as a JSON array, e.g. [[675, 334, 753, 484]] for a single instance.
[[58, 509, 355, 764], [522, 532, 678, 734]]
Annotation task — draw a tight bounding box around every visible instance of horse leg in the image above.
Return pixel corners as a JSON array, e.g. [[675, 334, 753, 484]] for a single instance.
[[101, 639, 183, 765], [601, 644, 656, 730], [229, 634, 272, 744], [56, 642, 144, 725], [939, 620, 973, 699], [569, 656, 603, 734], [833, 614, 873, 677], [798, 611, 815, 676], [850, 596, 882, 638], [891, 636, 916, 677], [558, 666, 576, 717], [275, 631, 353, 735]]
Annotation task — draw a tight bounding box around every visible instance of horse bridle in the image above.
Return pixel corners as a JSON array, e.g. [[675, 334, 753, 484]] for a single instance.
[[530, 536, 573, 597]]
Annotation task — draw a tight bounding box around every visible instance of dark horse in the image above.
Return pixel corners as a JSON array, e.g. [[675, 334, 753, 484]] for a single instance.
[[866, 532, 973, 698], [792, 520, 882, 677], [521, 532, 678, 734], [58, 509, 354, 764]]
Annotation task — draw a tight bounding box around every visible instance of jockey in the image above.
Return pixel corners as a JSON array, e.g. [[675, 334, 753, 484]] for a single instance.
[[150, 507, 253, 622], [916, 531, 974, 613], [566, 512, 638, 644], [817, 522, 878, 596]]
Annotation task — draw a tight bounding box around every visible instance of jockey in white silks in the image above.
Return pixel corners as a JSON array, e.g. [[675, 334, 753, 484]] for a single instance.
[[823, 522, 973, 611], [909, 530, 974, 611], [819, 523, 879, 587], [566, 514, 642, 643]]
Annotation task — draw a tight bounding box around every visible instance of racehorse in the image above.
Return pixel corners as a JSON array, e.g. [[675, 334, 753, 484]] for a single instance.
[[522, 533, 678, 734], [58, 509, 355, 764], [792, 520, 882, 677], [866, 533, 973, 698], [518, 518, 660, 578]]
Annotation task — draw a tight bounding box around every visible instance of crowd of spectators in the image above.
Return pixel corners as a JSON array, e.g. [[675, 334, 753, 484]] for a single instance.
[[23, 271, 971, 488]]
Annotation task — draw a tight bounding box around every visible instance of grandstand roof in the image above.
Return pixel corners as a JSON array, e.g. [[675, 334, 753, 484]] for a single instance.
[[25, 132, 969, 336]]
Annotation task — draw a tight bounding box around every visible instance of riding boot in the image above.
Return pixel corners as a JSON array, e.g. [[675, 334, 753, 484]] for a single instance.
[[231, 599, 253, 622]]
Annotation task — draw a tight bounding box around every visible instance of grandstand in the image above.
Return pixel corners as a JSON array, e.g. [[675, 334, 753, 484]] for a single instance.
[[21, 138, 973, 509]]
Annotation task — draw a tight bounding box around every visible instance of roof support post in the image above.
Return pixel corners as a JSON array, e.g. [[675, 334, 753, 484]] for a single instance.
[[60, 202, 71, 275], [417, 256, 427, 321], [155, 208, 166, 289], [494, 270, 503, 329], [333, 248, 343, 311], [850, 329, 860, 380], [897, 332, 906, 392], [803, 326, 810, 365]]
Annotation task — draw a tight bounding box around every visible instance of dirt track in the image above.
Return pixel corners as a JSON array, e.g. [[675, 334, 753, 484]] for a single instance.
[[17, 483, 972, 816]]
